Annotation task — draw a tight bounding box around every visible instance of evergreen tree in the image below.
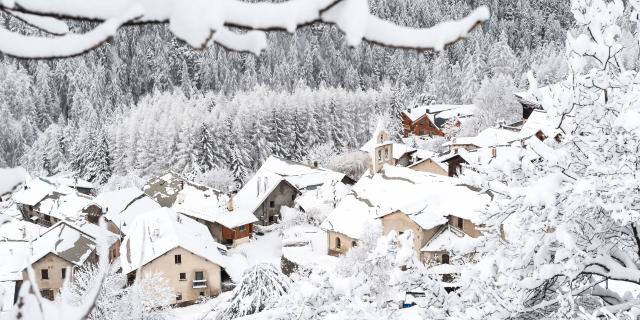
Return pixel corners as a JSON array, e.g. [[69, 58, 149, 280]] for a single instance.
[[290, 108, 308, 161], [194, 123, 216, 172], [328, 100, 346, 154]]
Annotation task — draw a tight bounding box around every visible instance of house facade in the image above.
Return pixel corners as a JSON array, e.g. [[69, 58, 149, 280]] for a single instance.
[[131, 246, 222, 303], [120, 208, 227, 305]]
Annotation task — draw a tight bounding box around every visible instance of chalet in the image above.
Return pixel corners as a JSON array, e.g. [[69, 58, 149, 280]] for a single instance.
[[120, 208, 227, 304], [401, 104, 475, 137], [96, 187, 161, 237], [15, 221, 119, 301], [234, 156, 350, 226], [143, 174, 256, 245], [321, 165, 491, 261], [13, 178, 104, 227], [172, 184, 257, 247]]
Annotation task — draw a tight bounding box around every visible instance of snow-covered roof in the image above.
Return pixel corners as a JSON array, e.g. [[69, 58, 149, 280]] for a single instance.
[[0, 241, 29, 281], [12, 177, 74, 207], [233, 166, 290, 217], [320, 166, 491, 240], [0, 167, 28, 196], [295, 180, 352, 216], [420, 225, 480, 253], [519, 109, 568, 139], [97, 187, 161, 235], [28, 220, 118, 267], [120, 208, 227, 274], [257, 156, 349, 191], [172, 184, 257, 229], [37, 192, 101, 222], [143, 171, 187, 207], [0, 212, 46, 241], [447, 127, 522, 148], [514, 82, 568, 109], [402, 104, 476, 128]]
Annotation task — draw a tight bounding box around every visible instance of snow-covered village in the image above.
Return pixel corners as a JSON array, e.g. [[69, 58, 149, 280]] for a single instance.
[[1, 0, 640, 319]]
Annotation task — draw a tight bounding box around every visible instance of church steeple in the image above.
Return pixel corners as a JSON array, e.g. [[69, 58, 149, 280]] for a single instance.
[[369, 120, 394, 175]]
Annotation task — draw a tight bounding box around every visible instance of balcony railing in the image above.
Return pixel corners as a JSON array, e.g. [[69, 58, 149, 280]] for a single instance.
[[193, 279, 207, 289]]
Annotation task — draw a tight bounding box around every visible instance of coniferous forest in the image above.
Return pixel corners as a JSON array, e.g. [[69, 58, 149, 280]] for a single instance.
[[0, 0, 608, 185]]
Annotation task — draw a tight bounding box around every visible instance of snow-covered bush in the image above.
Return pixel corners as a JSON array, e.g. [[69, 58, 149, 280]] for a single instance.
[[325, 151, 370, 181], [60, 265, 174, 320], [216, 263, 291, 320], [192, 167, 236, 192]]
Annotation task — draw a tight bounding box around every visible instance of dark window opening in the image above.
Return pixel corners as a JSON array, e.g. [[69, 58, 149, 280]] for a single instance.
[[238, 225, 246, 231], [269, 201, 275, 208], [41, 269, 48, 280], [442, 253, 450, 264], [200, 291, 205, 296], [179, 272, 186, 281], [175, 254, 182, 264], [40, 289, 54, 300], [127, 273, 135, 286], [457, 217, 463, 229], [335, 237, 341, 249], [195, 271, 204, 281], [61, 268, 66, 279], [176, 293, 182, 301], [351, 241, 357, 247]]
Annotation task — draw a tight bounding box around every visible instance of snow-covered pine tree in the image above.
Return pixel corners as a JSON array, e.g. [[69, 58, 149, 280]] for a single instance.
[[269, 108, 288, 158], [216, 263, 291, 320], [194, 123, 216, 172], [290, 108, 308, 161], [250, 115, 272, 170], [328, 100, 346, 154]]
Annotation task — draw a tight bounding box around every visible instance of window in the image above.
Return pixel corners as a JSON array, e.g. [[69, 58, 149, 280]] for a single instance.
[[41, 269, 49, 280], [174, 254, 182, 264], [291, 194, 296, 201], [195, 271, 204, 281], [377, 150, 382, 162], [127, 273, 135, 285], [61, 268, 66, 279], [269, 201, 275, 208], [457, 217, 463, 229], [335, 237, 341, 249], [200, 291, 205, 296], [176, 293, 182, 301], [442, 253, 450, 264], [238, 225, 246, 232], [179, 272, 186, 281], [384, 149, 389, 161], [351, 241, 357, 248]]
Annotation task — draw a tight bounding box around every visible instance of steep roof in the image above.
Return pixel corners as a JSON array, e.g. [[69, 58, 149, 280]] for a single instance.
[[29, 220, 118, 267], [320, 166, 490, 239], [120, 208, 227, 274], [12, 177, 73, 207], [172, 184, 257, 229], [402, 104, 476, 128], [97, 187, 161, 235], [37, 192, 101, 222]]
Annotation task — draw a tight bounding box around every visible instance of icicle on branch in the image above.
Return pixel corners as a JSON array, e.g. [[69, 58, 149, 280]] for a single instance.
[[0, 0, 490, 58]]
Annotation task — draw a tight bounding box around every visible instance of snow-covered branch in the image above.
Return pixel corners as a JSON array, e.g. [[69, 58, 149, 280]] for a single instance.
[[0, 0, 489, 58]]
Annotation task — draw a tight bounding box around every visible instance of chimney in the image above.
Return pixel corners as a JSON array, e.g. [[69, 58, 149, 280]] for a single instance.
[[227, 195, 234, 212], [256, 177, 262, 196]]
